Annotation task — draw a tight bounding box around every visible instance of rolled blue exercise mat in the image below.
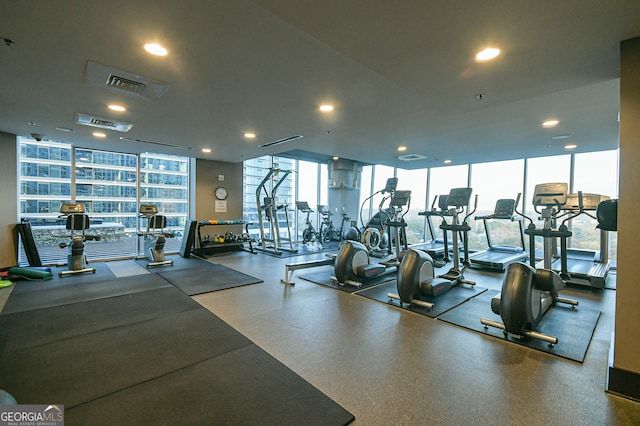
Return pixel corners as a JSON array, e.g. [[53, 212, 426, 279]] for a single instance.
[[8, 266, 53, 281]]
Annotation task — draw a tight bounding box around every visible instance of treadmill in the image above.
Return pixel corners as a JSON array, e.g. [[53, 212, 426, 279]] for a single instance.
[[551, 192, 611, 288], [469, 196, 528, 271]]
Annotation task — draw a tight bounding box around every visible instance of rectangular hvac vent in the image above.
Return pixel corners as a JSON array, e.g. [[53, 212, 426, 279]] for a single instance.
[[259, 135, 303, 148], [75, 112, 134, 132], [106, 75, 147, 94], [83, 61, 170, 101], [397, 153, 427, 161]]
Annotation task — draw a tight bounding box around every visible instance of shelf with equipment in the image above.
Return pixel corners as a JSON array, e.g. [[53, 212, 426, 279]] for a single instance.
[[196, 219, 256, 257]]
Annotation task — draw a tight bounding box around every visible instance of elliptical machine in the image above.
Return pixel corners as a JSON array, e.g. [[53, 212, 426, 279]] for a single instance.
[[58, 202, 98, 277], [388, 187, 477, 310], [481, 183, 579, 346], [332, 189, 411, 288], [139, 204, 174, 268]]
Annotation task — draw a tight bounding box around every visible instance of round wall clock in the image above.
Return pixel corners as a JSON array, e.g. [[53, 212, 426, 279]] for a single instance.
[[215, 187, 228, 200]]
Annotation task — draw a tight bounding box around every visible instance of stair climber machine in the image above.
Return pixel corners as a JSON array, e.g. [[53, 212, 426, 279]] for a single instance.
[[332, 189, 412, 288], [480, 183, 579, 347], [255, 168, 297, 255], [58, 202, 99, 276], [138, 204, 174, 268], [551, 192, 612, 288], [468, 194, 528, 271], [388, 187, 477, 310]]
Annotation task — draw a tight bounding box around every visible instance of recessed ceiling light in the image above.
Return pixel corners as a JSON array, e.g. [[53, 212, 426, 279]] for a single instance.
[[319, 104, 334, 112], [202, 148, 211, 153], [144, 43, 168, 56], [332, 156, 339, 160], [443, 159, 452, 164], [93, 132, 106, 138], [475, 48, 501, 62], [27, 122, 37, 126], [244, 132, 256, 139], [397, 146, 407, 152], [108, 104, 126, 112], [564, 144, 577, 150], [542, 120, 560, 128]]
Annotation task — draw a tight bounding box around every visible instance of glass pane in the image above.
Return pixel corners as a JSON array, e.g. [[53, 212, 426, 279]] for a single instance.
[[365, 165, 395, 225], [396, 168, 428, 244], [571, 150, 619, 263], [469, 160, 525, 251], [357, 165, 373, 228], [18, 139, 74, 266], [140, 152, 190, 256], [296, 160, 319, 241]]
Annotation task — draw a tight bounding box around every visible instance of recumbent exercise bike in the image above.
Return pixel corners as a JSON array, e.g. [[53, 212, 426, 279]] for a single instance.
[[58, 202, 99, 277], [332, 189, 411, 288], [480, 183, 579, 346], [139, 204, 174, 268], [388, 187, 477, 310]]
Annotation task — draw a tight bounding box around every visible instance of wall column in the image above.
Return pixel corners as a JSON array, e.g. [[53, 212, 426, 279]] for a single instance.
[[607, 36, 640, 400]]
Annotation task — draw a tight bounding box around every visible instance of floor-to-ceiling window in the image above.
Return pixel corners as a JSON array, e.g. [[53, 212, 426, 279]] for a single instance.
[[396, 168, 428, 244], [18, 137, 189, 266], [468, 159, 526, 251], [571, 150, 618, 262], [296, 160, 320, 241], [427, 164, 470, 243], [242, 155, 295, 242]]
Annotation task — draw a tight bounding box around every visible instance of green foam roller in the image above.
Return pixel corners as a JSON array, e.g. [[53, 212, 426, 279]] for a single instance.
[[8, 266, 53, 281]]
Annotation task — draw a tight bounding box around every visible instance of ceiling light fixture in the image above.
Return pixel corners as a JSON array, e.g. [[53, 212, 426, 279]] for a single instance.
[[333, 156, 339, 160], [244, 132, 256, 139], [397, 146, 407, 152], [542, 119, 560, 128], [319, 104, 334, 112], [564, 144, 577, 150], [93, 132, 106, 138], [475, 48, 501, 62], [144, 43, 168, 56], [443, 159, 452, 164], [202, 148, 211, 153], [108, 104, 126, 112]]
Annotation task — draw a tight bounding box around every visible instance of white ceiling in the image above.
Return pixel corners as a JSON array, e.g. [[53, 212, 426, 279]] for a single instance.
[[2, 1, 639, 169]]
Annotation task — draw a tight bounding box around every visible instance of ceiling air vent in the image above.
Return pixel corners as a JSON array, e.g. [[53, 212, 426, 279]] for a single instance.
[[106, 75, 147, 95], [397, 153, 427, 161], [75, 113, 134, 132], [83, 61, 170, 100], [259, 135, 303, 148]]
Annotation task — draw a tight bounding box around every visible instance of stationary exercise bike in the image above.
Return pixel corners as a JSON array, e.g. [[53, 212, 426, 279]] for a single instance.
[[388, 187, 477, 310], [481, 183, 579, 346], [296, 201, 319, 244], [58, 202, 98, 276], [332, 189, 411, 287], [139, 204, 174, 268]]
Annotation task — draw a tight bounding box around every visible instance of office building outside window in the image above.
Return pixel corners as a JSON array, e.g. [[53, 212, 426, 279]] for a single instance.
[[18, 137, 189, 265]]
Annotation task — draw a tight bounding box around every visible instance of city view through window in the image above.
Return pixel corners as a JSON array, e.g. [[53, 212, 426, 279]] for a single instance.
[[18, 138, 189, 265]]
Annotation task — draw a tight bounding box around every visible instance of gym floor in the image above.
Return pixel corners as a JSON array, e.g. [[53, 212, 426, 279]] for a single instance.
[[2, 248, 640, 425]]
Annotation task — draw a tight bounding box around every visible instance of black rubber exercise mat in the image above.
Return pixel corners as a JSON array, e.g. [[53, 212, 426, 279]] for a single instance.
[[0, 286, 200, 352], [65, 343, 355, 426], [300, 265, 395, 293], [438, 289, 601, 362], [0, 308, 252, 407], [356, 281, 488, 318], [158, 262, 263, 295], [1, 272, 173, 314]]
